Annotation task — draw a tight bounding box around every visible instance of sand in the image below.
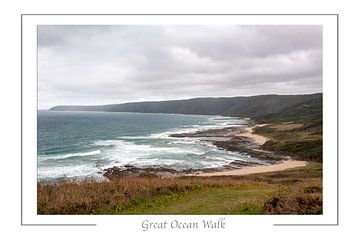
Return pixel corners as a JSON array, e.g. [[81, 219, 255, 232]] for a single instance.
[[188, 123, 307, 177], [191, 159, 308, 177], [237, 124, 268, 145], [178, 123, 307, 177]]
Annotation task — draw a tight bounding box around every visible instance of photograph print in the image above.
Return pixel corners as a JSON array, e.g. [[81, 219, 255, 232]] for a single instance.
[[37, 25, 323, 215]]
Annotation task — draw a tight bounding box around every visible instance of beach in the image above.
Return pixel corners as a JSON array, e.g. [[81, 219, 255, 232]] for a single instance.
[[35, 24, 324, 216], [184, 124, 307, 177], [37, 118, 321, 215], [102, 122, 307, 178], [237, 124, 269, 145], [38, 110, 308, 180], [189, 159, 307, 176]]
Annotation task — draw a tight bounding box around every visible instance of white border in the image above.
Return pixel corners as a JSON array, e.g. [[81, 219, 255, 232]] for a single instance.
[[22, 15, 338, 228]]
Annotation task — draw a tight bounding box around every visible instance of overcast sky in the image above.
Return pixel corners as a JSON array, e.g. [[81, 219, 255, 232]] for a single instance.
[[38, 25, 322, 109]]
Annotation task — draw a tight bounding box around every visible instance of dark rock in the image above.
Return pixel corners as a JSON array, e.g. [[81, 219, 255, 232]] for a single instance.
[[103, 166, 180, 179], [169, 127, 245, 138], [103, 124, 289, 179], [229, 160, 260, 168]]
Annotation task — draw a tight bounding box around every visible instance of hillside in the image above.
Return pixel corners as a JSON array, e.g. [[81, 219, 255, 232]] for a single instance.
[[253, 96, 322, 123], [50, 93, 322, 120]]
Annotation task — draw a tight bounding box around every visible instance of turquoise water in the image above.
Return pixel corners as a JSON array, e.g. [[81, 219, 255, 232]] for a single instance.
[[37, 111, 259, 180]]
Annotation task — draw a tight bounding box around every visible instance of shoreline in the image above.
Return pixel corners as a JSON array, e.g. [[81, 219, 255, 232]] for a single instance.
[[186, 124, 308, 177], [101, 122, 307, 179], [38, 121, 311, 181], [237, 124, 269, 145], [188, 159, 307, 177]]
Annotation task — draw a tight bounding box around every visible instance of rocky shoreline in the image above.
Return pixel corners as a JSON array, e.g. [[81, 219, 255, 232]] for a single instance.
[[169, 126, 245, 138], [101, 123, 290, 179], [169, 126, 285, 162], [103, 160, 260, 179]]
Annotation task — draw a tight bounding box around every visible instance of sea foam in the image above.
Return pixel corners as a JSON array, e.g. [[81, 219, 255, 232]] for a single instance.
[[38, 150, 101, 161]]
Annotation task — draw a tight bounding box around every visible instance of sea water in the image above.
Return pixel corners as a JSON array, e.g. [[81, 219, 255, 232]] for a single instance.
[[37, 111, 260, 180]]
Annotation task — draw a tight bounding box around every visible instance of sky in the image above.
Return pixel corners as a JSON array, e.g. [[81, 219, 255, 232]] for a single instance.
[[38, 25, 322, 109]]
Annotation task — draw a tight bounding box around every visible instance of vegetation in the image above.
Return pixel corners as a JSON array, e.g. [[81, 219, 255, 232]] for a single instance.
[[43, 93, 323, 215], [38, 163, 322, 214], [254, 97, 322, 124], [254, 121, 323, 162], [50, 93, 322, 119]]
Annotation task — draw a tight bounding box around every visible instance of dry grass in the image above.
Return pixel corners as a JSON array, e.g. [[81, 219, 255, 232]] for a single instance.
[[269, 123, 303, 131], [38, 175, 260, 214], [254, 122, 322, 162], [263, 193, 322, 214], [38, 163, 322, 215], [263, 178, 322, 214]]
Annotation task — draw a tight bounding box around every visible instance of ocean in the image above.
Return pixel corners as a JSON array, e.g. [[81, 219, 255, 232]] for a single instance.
[[37, 111, 260, 180]]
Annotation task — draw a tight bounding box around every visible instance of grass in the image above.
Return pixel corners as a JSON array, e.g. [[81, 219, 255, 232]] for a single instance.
[[38, 162, 322, 215], [38, 116, 323, 215], [118, 184, 272, 214], [254, 121, 323, 162]]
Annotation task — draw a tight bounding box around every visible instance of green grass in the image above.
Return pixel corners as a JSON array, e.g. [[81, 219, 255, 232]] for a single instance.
[[116, 184, 272, 214], [254, 122, 323, 162], [38, 163, 322, 214], [38, 106, 323, 215]]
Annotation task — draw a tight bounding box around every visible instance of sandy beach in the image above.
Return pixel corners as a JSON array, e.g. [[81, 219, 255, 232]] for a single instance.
[[179, 123, 308, 177], [190, 159, 307, 177], [103, 123, 308, 178], [237, 124, 268, 145]]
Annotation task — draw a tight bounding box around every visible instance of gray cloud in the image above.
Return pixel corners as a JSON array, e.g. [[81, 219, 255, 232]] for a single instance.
[[38, 25, 322, 109]]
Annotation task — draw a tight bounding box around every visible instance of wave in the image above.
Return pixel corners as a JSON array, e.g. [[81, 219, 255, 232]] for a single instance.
[[120, 117, 243, 141], [38, 115, 252, 180], [92, 139, 208, 167], [117, 136, 151, 140], [38, 150, 101, 161], [92, 140, 126, 146], [38, 164, 103, 180]]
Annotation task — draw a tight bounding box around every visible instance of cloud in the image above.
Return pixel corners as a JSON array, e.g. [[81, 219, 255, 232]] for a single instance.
[[38, 25, 322, 109]]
